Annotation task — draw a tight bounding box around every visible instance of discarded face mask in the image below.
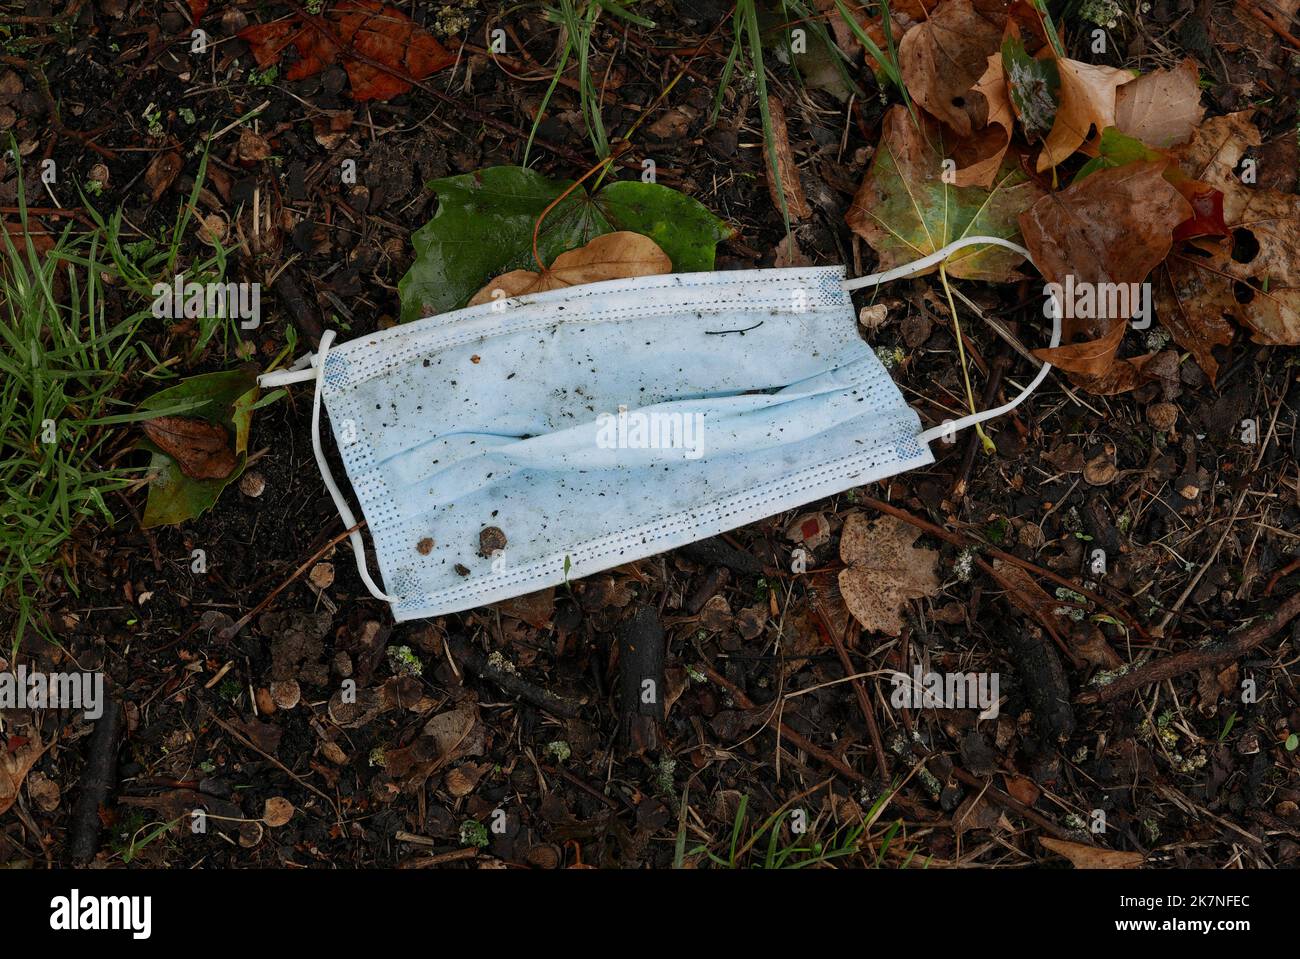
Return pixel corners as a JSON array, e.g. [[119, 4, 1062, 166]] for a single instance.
[[260, 236, 1059, 621]]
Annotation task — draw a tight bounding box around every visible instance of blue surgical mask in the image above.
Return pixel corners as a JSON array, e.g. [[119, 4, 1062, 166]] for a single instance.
[[260, 236, 1059, 620]]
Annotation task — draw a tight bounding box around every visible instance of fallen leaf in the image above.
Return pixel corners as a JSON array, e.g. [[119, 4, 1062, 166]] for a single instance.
[[838, 513, 940, 636], [237, 128, 271, 163], [1003, 773, 1040, 806], [400, 167, 731, 318], [1037, 57, 1135, 171], [423, 703, 487, 761], [819, 0, 928, 63], [1158, 113, 1300, 347], [899, 0, 1009, 137], [141, 416, 237, 480], [1040, 836, 1145, 869], [144, 151, 182, 202], [951, 53, 1015, 188], [1002, 27, 1059, 143], [0, 727, 46, 817], [1035, 320, 1126, 377], [990, 558, 1058, 621], [1114, 58, 1204, 149], [494, 587, 556, 629], [468, 232, 671, 306], [847, 105, 1043, 282], [138, 367, 260, 527], [1019, 159, 1192, 345], [1073, 128, 1228, 243], [262, 796, 294, 827], [239, 0, 456, 102], [763, 95, 811, 221]]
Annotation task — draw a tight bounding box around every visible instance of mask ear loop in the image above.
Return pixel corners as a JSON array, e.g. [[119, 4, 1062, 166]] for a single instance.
[[257, 332, 398, 604], [841, 235, 1061, 447]]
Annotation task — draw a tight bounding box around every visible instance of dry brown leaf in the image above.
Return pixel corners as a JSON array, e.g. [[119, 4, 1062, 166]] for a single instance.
[[952, 53, 1014, 188], [1036, 320, 1126, 376], [990, 558, 1057, 620], [1152, 252, 1237, 382], [837, 513, 939, 636], [1040, 836, 1146, 869], [422, 703, 487, 761], [262, 796, 295, 827], [1002, 773, 1040, 806], [141, 416, 238, 480], [1155, 112, 1300, 348], [144, 151, 182, 202], [468, 232, 672, 306], [1037, 58, 1135, 171], [1115, 58, 1204, 149], [1020, 160, 1192, 343], [899, 0, 1009, 137], [763, 95, 812, 221], [818, 0, 928, 65], [237, 128, 272, 163], [0, 727, 47, 817]]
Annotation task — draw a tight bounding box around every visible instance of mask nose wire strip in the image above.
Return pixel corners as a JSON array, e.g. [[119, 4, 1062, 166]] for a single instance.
[[840, 235, 1061, 447], [257, 332, 398, 603]]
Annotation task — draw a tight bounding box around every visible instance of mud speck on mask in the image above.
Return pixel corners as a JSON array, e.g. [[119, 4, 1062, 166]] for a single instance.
[[478, 526, 507, 557], [416, 537, 435, 555]]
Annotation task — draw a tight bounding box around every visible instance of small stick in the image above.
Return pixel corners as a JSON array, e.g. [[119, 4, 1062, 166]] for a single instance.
[[1078, 590, 1300, 704], [218, 521, 364, 642], [952, 354, 1008, 500], [813, 605, 888, 776], [69, 689, 120, 863], [446, 634, 585, 719], [700, 664, 868, 785]]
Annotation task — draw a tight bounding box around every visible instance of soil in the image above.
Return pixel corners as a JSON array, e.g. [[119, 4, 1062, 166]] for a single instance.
[[1, 0, 1299, 870]]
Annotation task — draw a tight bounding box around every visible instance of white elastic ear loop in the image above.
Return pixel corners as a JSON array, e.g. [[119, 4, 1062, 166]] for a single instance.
[[840, 235, 1061, 447], [257, 333, 398, 603]]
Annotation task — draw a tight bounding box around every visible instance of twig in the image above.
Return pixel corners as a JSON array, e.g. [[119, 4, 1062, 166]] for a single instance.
[[69, 689, 120, 863], [700, 664, 868, 785], [446, 634, 585, 719], [1077, 589, 1300, 704], [813, 605, 889, 776], [857, 494, 1148, 640], [218, 521, 365, 642]]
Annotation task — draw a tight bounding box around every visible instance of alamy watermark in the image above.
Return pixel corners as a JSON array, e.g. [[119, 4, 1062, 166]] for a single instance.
[[0, 667, 104, 719], [151, 275, 261, 329], [595, 405, 704, 459], [890, 665, 1000, 719], [1043, 275, 1153, 330]]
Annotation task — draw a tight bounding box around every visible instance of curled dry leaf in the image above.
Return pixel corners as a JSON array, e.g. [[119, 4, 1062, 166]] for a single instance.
[[144, 150, 182, 202], [899, 0, 1009, 137], [763, 95, 812, 222], [1037, 318, 1126, 377], [0, 727, 47, 817], [847, 105, 1043, 282], [1039, 836, 1145, 869], [468, 232, 672, 306], [818, 0, 928, 63], [1037, 58, 1135, 172], [1114, 58, 1204, 149], [237, 128, 272, 163], [837, 513, 939, 636], [140, 416, 238, 480]]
